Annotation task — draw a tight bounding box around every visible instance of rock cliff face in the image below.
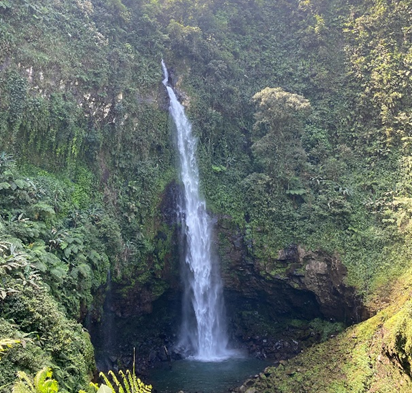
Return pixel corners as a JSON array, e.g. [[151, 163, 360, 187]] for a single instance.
[[217, 216, 368, 324]]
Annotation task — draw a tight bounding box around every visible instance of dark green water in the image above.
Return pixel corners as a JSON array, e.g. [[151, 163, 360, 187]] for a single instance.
[[149, 358, 270, 393]]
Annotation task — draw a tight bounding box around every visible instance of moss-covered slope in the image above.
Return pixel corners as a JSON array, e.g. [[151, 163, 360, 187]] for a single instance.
[[245, 267, 412, 392]]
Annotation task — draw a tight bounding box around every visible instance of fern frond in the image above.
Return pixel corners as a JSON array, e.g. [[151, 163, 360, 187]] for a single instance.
[[99, 372, 115, 392], [14, 371, 34, 392], [129, 370, 137, 392], [137, 379, 152, 393], [118, 371, 131, 393], [125, 371, 134, 392], [99, 369, 151, 393], [88, 381, 100, 391], [108, 370, 125, 393], [33, 366, 49, 389], [12, 381, 32, 393]]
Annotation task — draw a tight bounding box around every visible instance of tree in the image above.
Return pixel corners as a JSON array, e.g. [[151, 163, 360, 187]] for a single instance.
[[251, 87, 311, 186]]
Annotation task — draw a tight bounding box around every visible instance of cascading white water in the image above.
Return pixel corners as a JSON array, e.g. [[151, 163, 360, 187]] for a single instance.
[[162, 60, 232, 361]]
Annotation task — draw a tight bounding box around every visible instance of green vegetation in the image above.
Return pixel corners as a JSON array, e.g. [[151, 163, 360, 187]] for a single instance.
[[248, 268, 412, 392], [10, 366, 152, 393], [97, 370, 152, 393], [1, 0, 412, 391], [13, 367, 59, 393]]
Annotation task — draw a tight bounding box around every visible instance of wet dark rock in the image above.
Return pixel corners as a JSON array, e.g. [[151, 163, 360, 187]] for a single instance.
[[122, 356, 133, 368], [277, 244, 302, 262], [171, 350, 183, 360], [301, 251, 362, 321], [244, 379, 255, 388], [149, 350, 157, 363], [158, 351, 168, 362], [239, 378, 258, 393], [217, 215, 368, 324]]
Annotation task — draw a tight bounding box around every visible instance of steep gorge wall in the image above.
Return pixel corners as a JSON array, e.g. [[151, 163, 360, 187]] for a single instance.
[[2, 0, 412, 390], [218, 220, 367, 323]]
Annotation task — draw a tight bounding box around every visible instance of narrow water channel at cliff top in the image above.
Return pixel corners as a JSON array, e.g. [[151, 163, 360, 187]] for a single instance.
[[149, 357, 270, 393]]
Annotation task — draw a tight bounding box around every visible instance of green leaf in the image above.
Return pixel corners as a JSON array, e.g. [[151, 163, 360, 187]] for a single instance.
[[64, 247, 71, 258], [0, 182, 11, 190], [2, 170, 13, 178], [0, 1, 12, 9], [31, 203, 55, 216], [14, 179, 27, 189], [50, 266, 67, 281], [212, 165, 226, 173]]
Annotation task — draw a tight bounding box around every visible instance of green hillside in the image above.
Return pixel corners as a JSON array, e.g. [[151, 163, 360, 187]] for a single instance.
[[2, 0, 412, 391]]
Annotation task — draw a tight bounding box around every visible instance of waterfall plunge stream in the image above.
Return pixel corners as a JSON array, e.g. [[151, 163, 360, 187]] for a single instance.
[[162, 61, 234, 361]]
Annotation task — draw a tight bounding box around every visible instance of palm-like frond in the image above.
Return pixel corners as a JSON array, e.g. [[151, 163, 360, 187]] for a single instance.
[[107, 371, 125, 393], [13, 371, 35, 393], [118, 371, 130, 393], [98, 372, 116, 392], [98, 369, 152, 393]]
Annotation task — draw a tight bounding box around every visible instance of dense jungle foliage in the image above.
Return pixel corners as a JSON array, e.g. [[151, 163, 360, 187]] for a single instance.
[[2, 0, 412, 391]]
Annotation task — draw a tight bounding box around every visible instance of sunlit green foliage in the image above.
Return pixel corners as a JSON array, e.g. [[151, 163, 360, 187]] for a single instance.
[[10, 366, 153, 393], [0, 284, 94, 392], [12, 367, 59, 393], [97, 370, 152, 393], [0, 339, 20, 360]]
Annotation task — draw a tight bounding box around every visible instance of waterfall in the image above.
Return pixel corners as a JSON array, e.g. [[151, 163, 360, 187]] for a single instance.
[[162, 61, 232, 361]]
